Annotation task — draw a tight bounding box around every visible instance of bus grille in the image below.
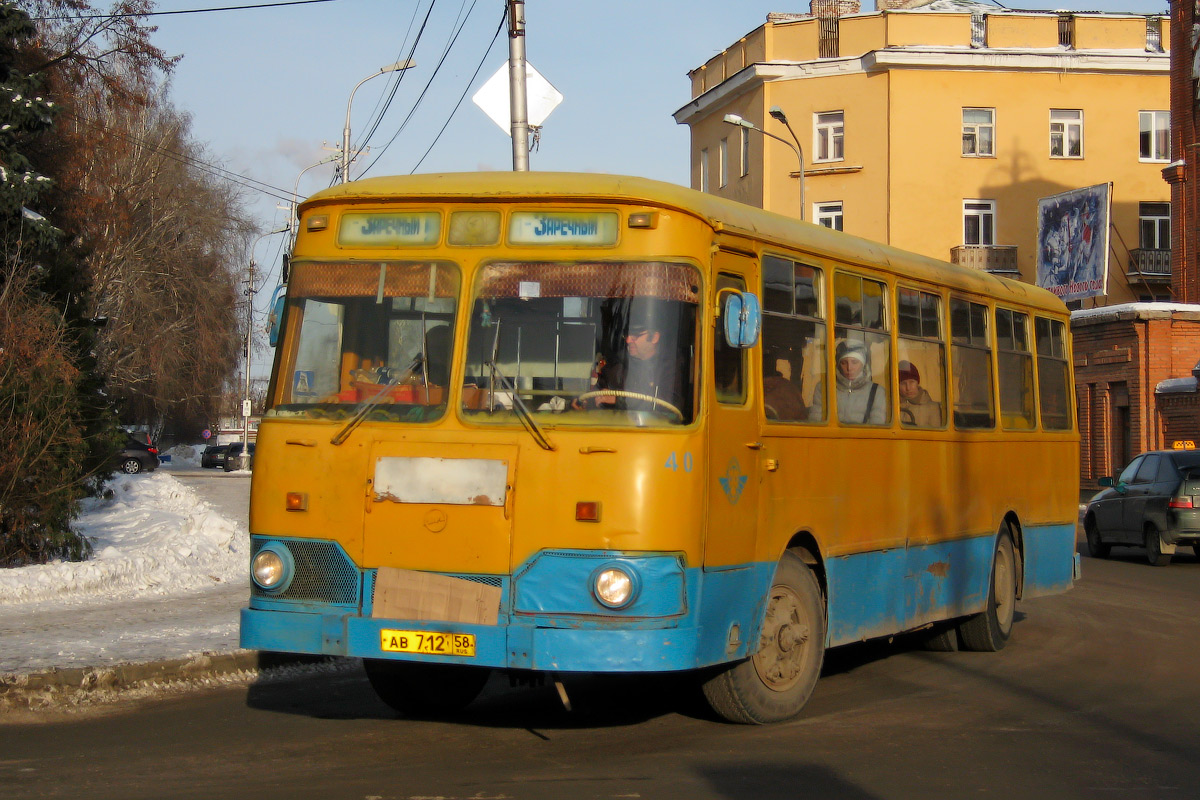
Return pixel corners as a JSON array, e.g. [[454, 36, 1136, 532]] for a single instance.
[[251, 538, 360, 605]]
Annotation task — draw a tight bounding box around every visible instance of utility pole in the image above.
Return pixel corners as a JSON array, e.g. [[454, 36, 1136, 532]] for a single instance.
[[508, 0, 530, 171]]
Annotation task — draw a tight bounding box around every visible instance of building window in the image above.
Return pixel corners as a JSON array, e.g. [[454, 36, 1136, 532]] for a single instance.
[[814, 111, 844, 163], [740, 127, 750, 178], [1057, 13, 1074, 48], [719, 137, 728, 188], [1050, 109, 1083, 158], [970, 13, 987, 47], [1146, 17, 1163, 52], [814, 201, 843, 231], [962, 108, 995, 157], [1139, 202, 1170, 249], [700, 148, 709, 193], [1139, 111, 1170, 162], [963, 200, 995, 245]]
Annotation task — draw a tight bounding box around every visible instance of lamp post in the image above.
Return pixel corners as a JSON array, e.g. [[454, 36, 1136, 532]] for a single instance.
[[341, 60, 416, 184], [724, 110, 806, 221], [241, 225, 291, 468]]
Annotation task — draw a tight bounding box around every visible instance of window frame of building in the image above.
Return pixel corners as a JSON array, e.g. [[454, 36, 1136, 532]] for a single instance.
[[1139, 110, 1170, 163], [718, 137, 728, 188], [814, 201, 843, 231], [1139, 202, 1170, 250], [962, 108, 995, 158], [740, 127, 750, 178], [1050, 109, 1083, 159], [963, 199, 996, 246], [813, 111, 845, 163], [700, 148, 709, 193]]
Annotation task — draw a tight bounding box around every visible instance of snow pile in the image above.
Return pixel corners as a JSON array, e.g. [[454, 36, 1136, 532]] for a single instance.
[[163, 444, 203, 467], [0, 472, 247, 606]]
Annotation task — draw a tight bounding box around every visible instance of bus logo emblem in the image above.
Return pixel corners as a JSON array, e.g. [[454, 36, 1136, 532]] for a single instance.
[[719, 458, 748, 504]]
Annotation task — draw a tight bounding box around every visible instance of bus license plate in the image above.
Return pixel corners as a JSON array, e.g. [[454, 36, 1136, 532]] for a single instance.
[[380, 629, 476, 657]]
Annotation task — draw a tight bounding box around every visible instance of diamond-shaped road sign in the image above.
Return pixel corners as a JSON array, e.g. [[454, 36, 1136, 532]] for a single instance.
[[473, 61, 563, 135]]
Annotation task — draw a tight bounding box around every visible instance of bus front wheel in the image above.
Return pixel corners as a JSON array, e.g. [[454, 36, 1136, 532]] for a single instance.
[[958, 526, 1018, 652], [362, 659, 490, 716], [701, 551, 826, 724]]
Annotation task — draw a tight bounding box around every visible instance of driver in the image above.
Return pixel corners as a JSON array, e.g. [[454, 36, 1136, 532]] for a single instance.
[[574, 318, 685, 416]]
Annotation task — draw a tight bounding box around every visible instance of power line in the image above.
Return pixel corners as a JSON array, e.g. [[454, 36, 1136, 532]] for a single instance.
[[359, 0, 482, 177], [410, 4, 505, 173], [31, 0, 340, 22], [65, 110, 296, 203], [354, 0, 439, 163]]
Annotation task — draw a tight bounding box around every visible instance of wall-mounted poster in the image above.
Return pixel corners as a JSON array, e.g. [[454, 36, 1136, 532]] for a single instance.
[[1036, 183, 1111, 303]]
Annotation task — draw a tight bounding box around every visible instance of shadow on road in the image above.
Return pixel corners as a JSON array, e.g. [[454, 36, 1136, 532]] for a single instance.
[[699, 762, 880, 800]]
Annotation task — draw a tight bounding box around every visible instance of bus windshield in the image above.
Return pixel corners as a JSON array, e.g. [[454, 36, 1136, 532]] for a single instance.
[[268, 260, 460, 422], [462, 261, 700, 427]]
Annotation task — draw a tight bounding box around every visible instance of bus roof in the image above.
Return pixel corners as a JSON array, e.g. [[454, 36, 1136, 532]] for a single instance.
[[301, 172, 1067, 316]]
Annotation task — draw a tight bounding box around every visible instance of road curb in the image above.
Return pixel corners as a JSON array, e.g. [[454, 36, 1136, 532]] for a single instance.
[[0, 651, 343, 709]]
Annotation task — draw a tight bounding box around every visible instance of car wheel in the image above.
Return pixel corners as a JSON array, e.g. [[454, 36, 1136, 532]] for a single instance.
[[701, 550, 826, 724], [1085, 517, 1110, 559], [362, 660, 490, 716], [959, 525, 1018, 652], [121, 458, 142, 475], [1144, 524, 1171, 567]]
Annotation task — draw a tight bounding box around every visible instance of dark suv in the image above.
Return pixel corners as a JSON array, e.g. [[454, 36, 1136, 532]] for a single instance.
[[117, 433, 159, 475]]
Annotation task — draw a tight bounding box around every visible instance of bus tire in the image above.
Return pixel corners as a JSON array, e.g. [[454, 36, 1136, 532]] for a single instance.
[[362, 659, 490, 716], [701, 552, 825, 724], [959, 526, 1018, 652]]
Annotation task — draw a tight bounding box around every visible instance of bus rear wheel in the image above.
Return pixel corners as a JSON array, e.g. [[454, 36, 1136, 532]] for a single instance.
[[701, 551, 825, 724], [362, 659, 490, 716], [959, 526, 1018, 652]]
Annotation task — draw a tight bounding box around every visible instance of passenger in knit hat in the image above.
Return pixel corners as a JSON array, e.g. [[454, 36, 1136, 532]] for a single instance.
[[898, 358, 942, 428]]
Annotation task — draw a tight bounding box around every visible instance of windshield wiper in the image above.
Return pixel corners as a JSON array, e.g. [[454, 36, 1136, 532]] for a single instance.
[[485, 359, 556, 452], [330, 379, 399, 446]]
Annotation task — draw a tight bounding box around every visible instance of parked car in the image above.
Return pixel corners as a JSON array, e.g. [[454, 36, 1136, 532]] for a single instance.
[[201, 443, 230, 469], [223, 441, 255, 472], [1084, 448, 1200, 566], [117, 433, 159, 475]]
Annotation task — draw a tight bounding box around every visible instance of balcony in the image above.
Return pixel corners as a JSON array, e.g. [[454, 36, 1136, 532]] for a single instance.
[[950, 245, 1019, 276], [1128, 249, 1171, 283]]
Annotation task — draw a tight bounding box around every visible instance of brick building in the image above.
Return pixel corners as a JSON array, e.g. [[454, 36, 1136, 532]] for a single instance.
[[1073, 304, 1200, 494]]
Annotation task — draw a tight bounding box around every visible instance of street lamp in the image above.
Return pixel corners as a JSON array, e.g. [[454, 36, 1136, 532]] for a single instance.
[[290, 153, 340, 246], [724, 110, 806, 221], [241, 225, 290, 468], [341, 59, 417, 184]]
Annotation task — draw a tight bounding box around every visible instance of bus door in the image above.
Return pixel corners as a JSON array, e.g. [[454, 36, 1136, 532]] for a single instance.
[[704, 255, 762, 570]]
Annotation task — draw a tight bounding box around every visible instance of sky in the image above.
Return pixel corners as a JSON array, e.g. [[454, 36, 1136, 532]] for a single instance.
[[140, 0, 1170, 365], [0, 453, 250, 675]]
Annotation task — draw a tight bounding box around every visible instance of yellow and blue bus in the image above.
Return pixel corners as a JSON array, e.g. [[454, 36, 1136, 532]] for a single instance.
[[241, 172, 1079, 723]]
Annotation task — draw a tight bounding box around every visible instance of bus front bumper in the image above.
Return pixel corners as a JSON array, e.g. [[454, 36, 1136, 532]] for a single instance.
[[241, 606, 729, 673]]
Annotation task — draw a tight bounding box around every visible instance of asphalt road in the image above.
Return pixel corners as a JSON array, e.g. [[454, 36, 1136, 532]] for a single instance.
[[2, 546, 1198, 800]]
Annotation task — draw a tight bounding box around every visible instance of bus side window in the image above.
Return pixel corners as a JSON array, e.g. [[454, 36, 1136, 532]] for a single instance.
[[760, 256, 825, 423], [830, 271, 890, 426], [715, 273, 747, 404], [997, 308, 1035, 430], [950, 297, 995, 429], [1036, 316, 1072, 431], [897, 287, 946, 429]]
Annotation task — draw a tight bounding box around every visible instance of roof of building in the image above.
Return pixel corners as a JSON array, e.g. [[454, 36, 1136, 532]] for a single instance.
[[1071, 303, 1200, 327]]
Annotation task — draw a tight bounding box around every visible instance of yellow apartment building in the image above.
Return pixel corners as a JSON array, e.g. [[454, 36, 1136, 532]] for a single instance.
[[674, 2, 1171, 307]]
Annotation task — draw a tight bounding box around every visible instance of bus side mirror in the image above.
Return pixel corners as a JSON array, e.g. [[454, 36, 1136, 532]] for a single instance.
[[1098, 476, 1114, 488], [267, 285, 287, 347], [722, 291, 761, 349]]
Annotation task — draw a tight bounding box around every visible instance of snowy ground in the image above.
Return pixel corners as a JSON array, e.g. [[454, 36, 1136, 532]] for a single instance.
[[0, 449, 251, 675]]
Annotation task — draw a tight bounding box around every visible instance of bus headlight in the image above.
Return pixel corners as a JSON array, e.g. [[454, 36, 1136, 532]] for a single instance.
[[252, 544, 294, 594], [592, 563, 639, 609]]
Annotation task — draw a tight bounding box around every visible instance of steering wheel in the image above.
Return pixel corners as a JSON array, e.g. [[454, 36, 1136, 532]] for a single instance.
[[575, 390, 683, 421]]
